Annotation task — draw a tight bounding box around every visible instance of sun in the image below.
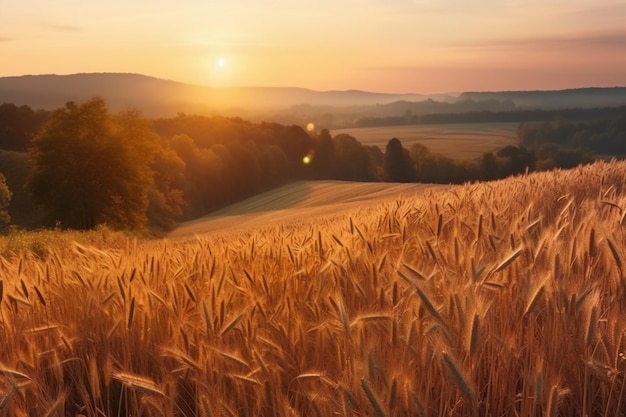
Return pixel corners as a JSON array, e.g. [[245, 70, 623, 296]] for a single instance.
[[216, 57, 226, 69]]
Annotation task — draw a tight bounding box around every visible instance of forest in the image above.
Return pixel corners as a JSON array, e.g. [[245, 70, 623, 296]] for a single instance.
[[0, 99, 625, 233], [355, 105, 626, 127]]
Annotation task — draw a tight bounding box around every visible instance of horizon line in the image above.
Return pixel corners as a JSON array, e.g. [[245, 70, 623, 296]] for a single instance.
[[1, 71, 625, 96]]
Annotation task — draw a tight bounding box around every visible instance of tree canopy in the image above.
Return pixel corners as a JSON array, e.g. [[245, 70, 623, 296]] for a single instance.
[[2, 98, 621, 232], [0, 172, 11, 227], [383, 138, 416, 182], [27, 98, 183, 230]]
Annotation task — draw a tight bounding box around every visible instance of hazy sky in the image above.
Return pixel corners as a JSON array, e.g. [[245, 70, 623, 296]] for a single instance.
[[1, 0, 625, 93]]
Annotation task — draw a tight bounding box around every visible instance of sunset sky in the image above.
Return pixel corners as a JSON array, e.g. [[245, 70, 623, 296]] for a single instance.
[[1, 0, 625, 93]]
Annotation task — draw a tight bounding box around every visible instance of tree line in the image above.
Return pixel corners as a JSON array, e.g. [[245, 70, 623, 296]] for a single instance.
[[356, 105, 626, 128], [0, 98, 624, 233], [518, 116, 626, 156]]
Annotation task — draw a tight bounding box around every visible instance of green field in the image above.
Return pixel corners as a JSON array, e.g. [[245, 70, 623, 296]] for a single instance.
[[332, 122, 520, 159]]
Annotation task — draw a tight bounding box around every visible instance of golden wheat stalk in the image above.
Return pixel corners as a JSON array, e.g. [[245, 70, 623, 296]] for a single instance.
[[361, 377, 386, 417], [442, 352, 474, 401], [112, 371, 164, 396]]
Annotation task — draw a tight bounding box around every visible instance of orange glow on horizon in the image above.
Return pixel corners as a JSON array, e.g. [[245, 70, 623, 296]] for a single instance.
[[0, 1, 624, 93]]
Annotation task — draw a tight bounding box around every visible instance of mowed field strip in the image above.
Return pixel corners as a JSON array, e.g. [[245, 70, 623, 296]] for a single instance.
[[169, 181, 445, 237], [332, 122, 519, 159]]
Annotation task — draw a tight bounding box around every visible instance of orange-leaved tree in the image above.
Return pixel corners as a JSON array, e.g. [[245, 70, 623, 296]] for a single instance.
[[27, 98, 181, 230]]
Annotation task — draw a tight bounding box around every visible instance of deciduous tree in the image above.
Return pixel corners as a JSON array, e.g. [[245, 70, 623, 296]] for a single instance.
[[0, 172, 11, 227], [383, 138, 416, 182], [27, 98, 178, 230]]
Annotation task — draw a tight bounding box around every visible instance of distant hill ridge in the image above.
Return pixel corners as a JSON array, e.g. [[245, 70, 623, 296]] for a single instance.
[[1, 73, 625, 118], [459, 87, 626, 109], [0, 73, 433, 116]]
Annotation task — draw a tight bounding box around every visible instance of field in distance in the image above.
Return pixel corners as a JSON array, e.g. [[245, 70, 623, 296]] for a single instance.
[[332, 122, 519, 159]]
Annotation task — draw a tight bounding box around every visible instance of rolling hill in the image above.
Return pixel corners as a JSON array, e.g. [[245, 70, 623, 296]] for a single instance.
[[0, 73, 433, 117], [2, 73, 625, 123], [169, 180, 444, 237]]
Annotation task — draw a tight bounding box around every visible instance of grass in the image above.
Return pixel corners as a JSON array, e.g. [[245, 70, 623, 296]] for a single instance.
[[0, 225, 131, 258], [1, 159, 626, 416], [332, 122, 519, 159]]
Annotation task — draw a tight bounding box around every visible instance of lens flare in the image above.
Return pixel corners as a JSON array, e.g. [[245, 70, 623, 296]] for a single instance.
[[303, 149, 315, 165]]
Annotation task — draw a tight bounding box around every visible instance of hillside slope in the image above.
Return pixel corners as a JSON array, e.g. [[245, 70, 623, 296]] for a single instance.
[[169, 180, 445, 237]]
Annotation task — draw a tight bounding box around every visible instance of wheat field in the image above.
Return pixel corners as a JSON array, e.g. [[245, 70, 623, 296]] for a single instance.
[[1, 160, 626, 416], [170, 181, 443, 237], [332, 123, 518, 159]]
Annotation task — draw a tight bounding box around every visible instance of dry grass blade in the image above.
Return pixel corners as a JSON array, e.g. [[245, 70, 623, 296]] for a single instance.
[[219, 351, 251, 370], [8, 294, 31, 307], [296, 373, 323, 380], [202, 300, 213, 334], [413, 284, 443, 322], [292, 373, 323, 383], [220, 311, 246, 336], [425, 240, 437, 260], [127, 297, 136, 330], [0, 366, 32, 382], [243, 269, 254, 285], [437, 213, 443, 238], [332, 234, 344, 247], [20, 279, 29, 299], [24, 324, 60, 334], [350, 314, 392, 327], [524, 282, 546, 316], [361, 377, 386, 417], [601, 200, 622, 213], [229, 373, 262, 385], [0, 385, 17, 410], [482, 281, 506, 290], [147, 290, 166, 307], [42, 391, 67, 417], [161, 347, 201, 370], [525, 217, 542, 232], [472, 259, 487, 282], [402, 263, 426, 280], [588, 228, 597, 257], [468, 313, 480, 356], [34, 286, 46, 306], [607, 238, 623, 271], [492, 246, 524, 274], [184, 282, 197, 303], [442, 352, 474, 401]]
